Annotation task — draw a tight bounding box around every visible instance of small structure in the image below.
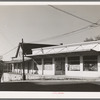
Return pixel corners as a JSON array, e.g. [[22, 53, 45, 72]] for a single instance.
[[2, 40, 100, 82]]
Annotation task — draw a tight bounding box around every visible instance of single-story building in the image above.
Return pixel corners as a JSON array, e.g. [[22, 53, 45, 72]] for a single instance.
[[2, 40, 100, 82]]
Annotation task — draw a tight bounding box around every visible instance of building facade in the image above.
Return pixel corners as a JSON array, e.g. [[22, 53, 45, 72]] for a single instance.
[[2, 41, 100, 82]]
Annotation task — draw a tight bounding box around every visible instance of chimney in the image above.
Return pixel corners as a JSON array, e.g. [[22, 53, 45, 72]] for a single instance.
[[60, 43, 63, 45]]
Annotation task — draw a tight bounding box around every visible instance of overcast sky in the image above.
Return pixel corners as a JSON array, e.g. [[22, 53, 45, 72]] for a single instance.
[[0, 4, 100, 60]]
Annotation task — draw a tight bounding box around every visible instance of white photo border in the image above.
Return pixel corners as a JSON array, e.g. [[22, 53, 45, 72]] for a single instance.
[[0, 1, 100, 99]]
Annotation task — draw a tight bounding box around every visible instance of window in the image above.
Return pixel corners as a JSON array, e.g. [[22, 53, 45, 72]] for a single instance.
[[83, 56, 98, 71], [68, 56, 80, 71], [44, 58, 52, 70]]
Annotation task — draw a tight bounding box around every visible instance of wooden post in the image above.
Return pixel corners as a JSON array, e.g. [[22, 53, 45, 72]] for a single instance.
[[80, 56, 83, 72], [32, 60, 34, 74], [17, 63, 18, 73], [22, 38, 26, 80], [21, 63, 22, 74], [98, 55, 100, 72], [12, 64, 14, 73], [42, 58, 44, 75], [28, 62, 29, 73], [65, 57, 68, 75], [52, 58, 55, 75]]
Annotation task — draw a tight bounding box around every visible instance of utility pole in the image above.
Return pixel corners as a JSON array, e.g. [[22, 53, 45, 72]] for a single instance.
[[22, 38, 26, 80]]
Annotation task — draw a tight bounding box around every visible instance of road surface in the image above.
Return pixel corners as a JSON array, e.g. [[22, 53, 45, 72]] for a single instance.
[[0, 79, 100, 91]]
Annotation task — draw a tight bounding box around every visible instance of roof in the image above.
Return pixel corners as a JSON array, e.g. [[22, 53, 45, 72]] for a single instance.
[[5, 57, 31, 64], [15, 42, 57, 57], [29, 40, 100, 56]]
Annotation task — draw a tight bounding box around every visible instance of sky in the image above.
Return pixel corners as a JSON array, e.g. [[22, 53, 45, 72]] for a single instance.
[[0, 4, 100, 61]]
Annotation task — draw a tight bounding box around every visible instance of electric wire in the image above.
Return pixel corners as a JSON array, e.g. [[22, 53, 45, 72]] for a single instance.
[[1, 6, 100, 57], [2, 18, 100, 57], [2, 23, 100, 57], [2, 6, 100, 57], [0, 32, 14, 47], [32, 23, 100, 43], [2, 46, 18, 56], [49, 5, 95, 24], [33, 25, 91, 42]]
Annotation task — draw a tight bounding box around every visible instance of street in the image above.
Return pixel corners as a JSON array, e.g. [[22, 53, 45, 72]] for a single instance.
[[0, 80, 100, 91]]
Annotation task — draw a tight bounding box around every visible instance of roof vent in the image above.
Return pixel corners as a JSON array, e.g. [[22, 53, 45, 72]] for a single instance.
[[60, 43, 63, 45]]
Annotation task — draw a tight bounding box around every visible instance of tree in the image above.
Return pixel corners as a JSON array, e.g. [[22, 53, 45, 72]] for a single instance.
[[84, 37, 94, 42], [95, 35, 100, 41], [84, 35, 100, 42]]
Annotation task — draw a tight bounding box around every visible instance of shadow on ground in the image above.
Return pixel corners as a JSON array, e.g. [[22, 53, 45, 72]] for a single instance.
[[0, 82, 100, 91]]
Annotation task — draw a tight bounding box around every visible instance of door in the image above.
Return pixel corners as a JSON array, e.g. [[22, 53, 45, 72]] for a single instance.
[[55, 57, 65, 75]]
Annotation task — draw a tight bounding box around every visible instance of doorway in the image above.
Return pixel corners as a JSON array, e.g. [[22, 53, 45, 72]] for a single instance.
[[55, 57, 65, 75]]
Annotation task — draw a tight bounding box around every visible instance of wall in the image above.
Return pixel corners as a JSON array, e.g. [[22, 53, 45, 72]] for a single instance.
[[43, 70, 54, 75], [65, 71, 100, 78], [1, 73, 22, 82]]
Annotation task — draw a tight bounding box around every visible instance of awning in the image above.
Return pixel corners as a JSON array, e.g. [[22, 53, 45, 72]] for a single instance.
[[30, 41, 100, 56]]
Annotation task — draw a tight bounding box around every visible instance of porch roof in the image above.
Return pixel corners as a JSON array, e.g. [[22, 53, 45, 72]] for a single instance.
[[5, 57, 31, 64], [28, 40, 100, 56]]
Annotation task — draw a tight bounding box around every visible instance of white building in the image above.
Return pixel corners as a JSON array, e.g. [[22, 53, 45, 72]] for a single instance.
[[2, 40, 100, 82]]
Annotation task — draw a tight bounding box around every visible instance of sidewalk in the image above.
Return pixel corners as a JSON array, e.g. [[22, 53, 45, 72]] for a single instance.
[[4, 78, 99, 85], [2, 72, 100, 84]]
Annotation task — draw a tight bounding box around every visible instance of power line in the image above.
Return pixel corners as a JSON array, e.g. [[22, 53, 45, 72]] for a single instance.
[[49, 5, 95, 24], [2, 6, 100, 57], [2, 46, 18, 56], [1, 6, 100, 58], [0, 32, 14, 47], [2, 21, 100, 57], [31, 24, 96, 43], [2, 23, 100, 56], [1, 35, 25, 57]]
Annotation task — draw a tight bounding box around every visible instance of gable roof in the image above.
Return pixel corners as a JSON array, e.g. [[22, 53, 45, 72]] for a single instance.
[[15, 42, 57, 57]]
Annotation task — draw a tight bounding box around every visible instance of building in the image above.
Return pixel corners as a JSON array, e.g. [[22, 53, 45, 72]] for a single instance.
[[2, 40, 100, 82]]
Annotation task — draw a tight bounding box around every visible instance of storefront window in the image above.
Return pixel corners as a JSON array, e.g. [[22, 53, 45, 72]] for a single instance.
[[68, 56, 80, 71], [83, 56, 98, 71], [44, 58, 52, 70]]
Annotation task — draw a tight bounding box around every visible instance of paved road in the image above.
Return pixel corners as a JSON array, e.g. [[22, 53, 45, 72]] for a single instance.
[[0, 80, 100, 91]]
